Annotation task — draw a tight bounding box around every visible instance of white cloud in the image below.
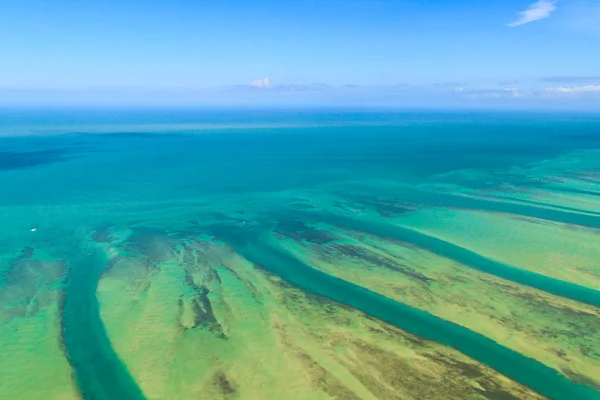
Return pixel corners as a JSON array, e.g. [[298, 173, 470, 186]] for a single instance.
[[545, 85, 600, 93], [508, 0, 557, 27], [249, 76, 271, 88], [459, 87, 529, 99], [504, 87, 522, 97]]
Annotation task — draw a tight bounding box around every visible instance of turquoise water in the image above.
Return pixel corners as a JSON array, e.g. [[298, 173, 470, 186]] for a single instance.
[[1, 110, 600, 399], [62, 246, 146, 400]]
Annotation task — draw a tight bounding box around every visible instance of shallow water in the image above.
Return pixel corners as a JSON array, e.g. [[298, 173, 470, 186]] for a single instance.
[[1, 110, 600, 400]]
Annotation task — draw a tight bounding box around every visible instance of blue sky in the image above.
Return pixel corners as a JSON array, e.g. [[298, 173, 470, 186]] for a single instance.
[[1, 0, 599, 108]]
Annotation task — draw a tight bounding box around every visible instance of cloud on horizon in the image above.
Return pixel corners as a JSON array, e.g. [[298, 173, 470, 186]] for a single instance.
[[508, 0, 558, 27], [545, 85, 600, 93], [459, 88, 527, 99], [249, 76, 271, 88]]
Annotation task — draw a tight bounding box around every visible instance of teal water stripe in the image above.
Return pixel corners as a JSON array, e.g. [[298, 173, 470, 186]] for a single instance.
[[419, 191, 600, 229], [340, 186, 600, 229], [61, 248, 146, 400], [537, 185, 600, 199], [225, 237, 600, 400], [447, 195, 600, 228], [485, 195, 600, 217], [317, 212, 600, 307]]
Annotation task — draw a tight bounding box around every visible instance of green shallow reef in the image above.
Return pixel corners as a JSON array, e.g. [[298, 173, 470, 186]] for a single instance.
[[96, 236, 545, 400], [0, 250, 79, 400], [1, 111, 600, 400]]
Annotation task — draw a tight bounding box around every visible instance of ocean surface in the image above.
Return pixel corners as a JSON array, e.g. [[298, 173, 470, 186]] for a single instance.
[[1, 109, 600, 400]]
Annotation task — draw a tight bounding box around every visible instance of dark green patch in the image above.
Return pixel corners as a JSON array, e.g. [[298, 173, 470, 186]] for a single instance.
[[92, 226, 116, 243], [126, 229, 179, 263], [275, 220, 337, 245], [476, 388, 522, 400], [183, 272, 227, 338], [336, 193, 416, 217], [324, 243, 431, 284], [212, 371, 237, 397], [562, 369, 600, 393], [18, 246, 35, 260], [428, 352, 484, 379]]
